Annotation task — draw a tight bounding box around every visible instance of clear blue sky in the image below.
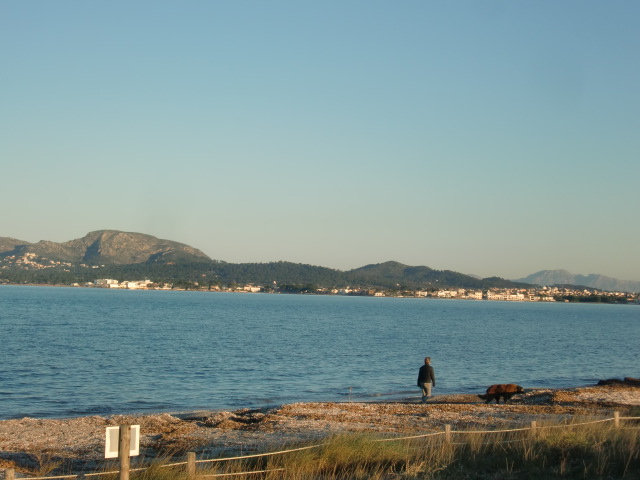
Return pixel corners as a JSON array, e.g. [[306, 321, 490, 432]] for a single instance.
[[2, 1, 639, 281]]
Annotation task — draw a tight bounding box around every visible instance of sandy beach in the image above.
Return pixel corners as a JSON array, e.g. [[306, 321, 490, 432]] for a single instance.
[[1, 382, 639, 477]]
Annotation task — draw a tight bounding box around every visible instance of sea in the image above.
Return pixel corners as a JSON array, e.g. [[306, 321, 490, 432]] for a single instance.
[[0, 285, 638, 420]]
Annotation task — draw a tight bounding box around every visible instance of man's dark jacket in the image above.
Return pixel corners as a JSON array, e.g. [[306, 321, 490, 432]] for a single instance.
[[417, 364, 435, 386]]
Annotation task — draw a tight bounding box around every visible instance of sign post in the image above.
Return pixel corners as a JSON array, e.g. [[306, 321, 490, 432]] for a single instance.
[[118, 425, 131, 480], [105, 425, 140, 480]]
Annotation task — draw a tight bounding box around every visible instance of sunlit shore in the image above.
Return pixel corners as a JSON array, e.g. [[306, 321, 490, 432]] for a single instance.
[[1, 381, 638, 476]]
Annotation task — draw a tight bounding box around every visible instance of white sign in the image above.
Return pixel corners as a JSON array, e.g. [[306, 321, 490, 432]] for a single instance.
[[105, 425, 140, 458]]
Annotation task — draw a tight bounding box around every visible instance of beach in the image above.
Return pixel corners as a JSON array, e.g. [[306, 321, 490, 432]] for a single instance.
[[1, 382, 639, 477]]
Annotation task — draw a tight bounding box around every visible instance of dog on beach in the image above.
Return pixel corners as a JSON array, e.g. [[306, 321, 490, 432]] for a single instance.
[[478, 384, 525, 404]]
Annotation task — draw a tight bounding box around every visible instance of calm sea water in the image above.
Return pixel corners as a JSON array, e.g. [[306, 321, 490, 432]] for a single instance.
[[0, 285, 638, 420]]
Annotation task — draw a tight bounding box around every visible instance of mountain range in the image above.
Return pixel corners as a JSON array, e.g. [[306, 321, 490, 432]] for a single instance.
[[0, 230, 210, 265], [515, 270, 640, 294], [1, 230, 637, 292]]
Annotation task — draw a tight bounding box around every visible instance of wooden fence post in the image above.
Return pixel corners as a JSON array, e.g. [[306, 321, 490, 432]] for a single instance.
[[187, 452, 196, 480], [613, 411, 620, 429], [119, 425, 131, 480], [445, 424, 451, 444], [530, 421, 537, 438], [4, 468, 15, 480]]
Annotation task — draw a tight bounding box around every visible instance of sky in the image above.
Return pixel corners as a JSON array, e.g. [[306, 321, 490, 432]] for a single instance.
[[2, 1, 639, 281]]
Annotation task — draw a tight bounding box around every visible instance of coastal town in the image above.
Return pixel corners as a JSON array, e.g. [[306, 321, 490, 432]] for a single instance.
[[84, 278, 640, 304]]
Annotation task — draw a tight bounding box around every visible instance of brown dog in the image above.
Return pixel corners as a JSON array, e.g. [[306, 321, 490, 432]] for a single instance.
[[478, 384, 525, 404]]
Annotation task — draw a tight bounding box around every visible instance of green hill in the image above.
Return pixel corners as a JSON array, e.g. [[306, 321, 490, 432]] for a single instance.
[[0, 231, 526, 290]]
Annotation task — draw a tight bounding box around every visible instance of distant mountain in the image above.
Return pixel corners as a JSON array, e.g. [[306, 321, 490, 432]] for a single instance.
[[348, 261, 528, 289], [5, 231, 633, 293], [516, 270, 640, 293], [0, 230, 211, 265], [0, 237, 26, 253]]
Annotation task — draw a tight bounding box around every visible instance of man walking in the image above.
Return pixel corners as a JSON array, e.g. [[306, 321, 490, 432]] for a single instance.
[[417, 357, 436, 403]]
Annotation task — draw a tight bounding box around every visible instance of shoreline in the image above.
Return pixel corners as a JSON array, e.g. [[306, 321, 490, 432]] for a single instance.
[[1, 382, 639, 476], [0, 382, 616, 424], [0, 378, 632, 424], [2, 283, 638, 305]]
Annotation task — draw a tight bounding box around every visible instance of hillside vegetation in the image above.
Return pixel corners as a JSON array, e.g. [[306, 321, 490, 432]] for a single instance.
[[0, 230, 570, 291]]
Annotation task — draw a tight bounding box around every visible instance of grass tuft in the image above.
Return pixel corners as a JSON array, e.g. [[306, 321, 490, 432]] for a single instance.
[[90, 418, 640, 479]]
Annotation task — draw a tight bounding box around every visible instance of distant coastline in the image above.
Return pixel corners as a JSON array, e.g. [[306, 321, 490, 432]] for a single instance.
[[1, 281, 638, 304], [3, 231, 639, 296]]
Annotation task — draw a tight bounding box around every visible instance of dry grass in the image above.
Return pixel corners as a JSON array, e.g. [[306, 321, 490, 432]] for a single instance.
[[262, 420, 640, 479], [8, 418, 638, 479]]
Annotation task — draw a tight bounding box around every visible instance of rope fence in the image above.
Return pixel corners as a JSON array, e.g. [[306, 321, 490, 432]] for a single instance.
[[3, 412, 638, 480]]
